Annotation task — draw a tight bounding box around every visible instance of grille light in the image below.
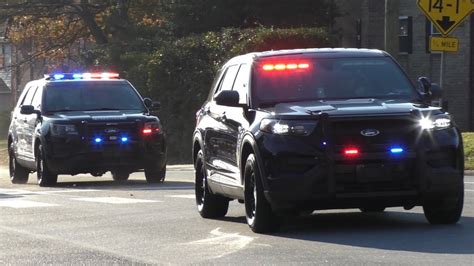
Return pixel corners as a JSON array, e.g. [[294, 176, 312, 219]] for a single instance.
[[344, 148, 359, 157], [94, 137, 103, 143], [390, 147, 404, 154]]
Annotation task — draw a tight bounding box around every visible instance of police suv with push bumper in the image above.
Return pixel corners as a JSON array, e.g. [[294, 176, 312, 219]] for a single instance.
[[8, 72, 167, 186], [192, 48, 464, 233]]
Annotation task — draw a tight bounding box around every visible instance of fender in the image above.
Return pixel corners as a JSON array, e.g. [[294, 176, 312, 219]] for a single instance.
[[192, 129, 205, 164], [240, 133, 269, 191]]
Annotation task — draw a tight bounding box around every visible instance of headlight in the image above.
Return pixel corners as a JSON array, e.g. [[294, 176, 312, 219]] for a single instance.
[[419, 116, 451, 130], [260, 119, 316, 136], [50, 124, 78, 136]]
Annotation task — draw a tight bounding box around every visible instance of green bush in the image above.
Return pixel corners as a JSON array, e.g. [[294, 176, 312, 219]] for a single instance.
[[463, 133, 474, 170], [141, 27, 331, 163]]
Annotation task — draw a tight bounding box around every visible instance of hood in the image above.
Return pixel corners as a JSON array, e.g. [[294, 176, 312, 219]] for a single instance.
[[47, 110, 147, 122], [266, 99, 440, 117]]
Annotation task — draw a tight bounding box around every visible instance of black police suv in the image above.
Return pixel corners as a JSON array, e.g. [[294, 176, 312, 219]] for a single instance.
[[8, 72, 167, 187], [192, 48, 464, 233]]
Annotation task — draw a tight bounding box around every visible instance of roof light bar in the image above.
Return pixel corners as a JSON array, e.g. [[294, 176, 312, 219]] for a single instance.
[[48, 72, 120, 80], [262, 62, 311, 71]]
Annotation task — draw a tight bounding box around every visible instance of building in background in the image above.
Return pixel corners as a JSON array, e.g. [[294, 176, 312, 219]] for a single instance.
[[335, 0, 473, 131]]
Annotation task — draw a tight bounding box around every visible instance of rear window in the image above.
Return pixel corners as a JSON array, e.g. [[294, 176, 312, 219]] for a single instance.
[[253, 57, 418, 107], [44, 81, 146, 112]]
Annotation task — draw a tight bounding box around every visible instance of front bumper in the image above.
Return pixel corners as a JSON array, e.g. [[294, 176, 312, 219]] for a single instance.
[[257, 128, 464, 211], [43, 134, 166, 175]]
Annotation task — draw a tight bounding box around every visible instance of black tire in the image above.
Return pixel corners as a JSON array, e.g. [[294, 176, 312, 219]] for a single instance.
[[360, 207, 386, 213], [111, 170, 130, 181], [8, 141, 29, 184], [145, 165, 166, 183], [423, 185, 464, 225], [36, 144, 58, 187], [244, 154, 279, 233], [195, 150, 229, 218]]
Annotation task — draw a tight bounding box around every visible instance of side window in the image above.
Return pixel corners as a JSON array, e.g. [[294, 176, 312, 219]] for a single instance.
[[31, 86, 43, 109], [216, 65, 239, 94], [232, 64, 250, 105], [21, 86, 37, 106]]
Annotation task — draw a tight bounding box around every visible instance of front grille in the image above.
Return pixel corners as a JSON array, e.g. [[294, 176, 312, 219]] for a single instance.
[[82, 121, 140, 153], [331, 116, 418, 154], [330, 116, 418, 193]]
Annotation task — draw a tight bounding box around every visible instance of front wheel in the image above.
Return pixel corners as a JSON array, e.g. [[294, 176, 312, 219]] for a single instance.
[[9, 142, 29, 184], [423, 186, 464, 224], [194, 150, 229, 218], [244, 154, 279, 233], [36, 144, 58, 187], [145, 165, 166, 183], [111, 170, 130, 181]]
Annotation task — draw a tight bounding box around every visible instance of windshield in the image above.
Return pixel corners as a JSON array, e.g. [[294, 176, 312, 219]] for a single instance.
[[44, 81, 146, 112], [253, 57, 418, 107]]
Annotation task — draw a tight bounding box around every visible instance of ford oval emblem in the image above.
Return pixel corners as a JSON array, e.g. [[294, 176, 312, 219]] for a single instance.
[[360, 129, 380, 137]]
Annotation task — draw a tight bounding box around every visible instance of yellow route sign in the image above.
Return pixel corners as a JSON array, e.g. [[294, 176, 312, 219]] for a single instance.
[[430, 36, 459, 52], [417, 0, 474, 36]]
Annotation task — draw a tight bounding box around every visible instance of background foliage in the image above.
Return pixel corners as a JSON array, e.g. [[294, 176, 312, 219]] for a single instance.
[[2, 0, 335, 162]]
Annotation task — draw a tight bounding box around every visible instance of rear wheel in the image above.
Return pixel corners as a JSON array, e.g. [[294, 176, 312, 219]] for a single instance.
[[36, 144, 58, 187], [145, 165, 166, 183], [244, 154, 279, 233], [111, 170, 130, 181], [423, 185, 464, 224], [8, 141, 29, 184], [195, 150, 229, 218]]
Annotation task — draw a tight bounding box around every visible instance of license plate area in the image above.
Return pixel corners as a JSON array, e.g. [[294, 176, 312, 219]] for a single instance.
[[356, 164, 391, 183]]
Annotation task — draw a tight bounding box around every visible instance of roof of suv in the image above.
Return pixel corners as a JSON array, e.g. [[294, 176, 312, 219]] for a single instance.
[[227, 48, 389, 66]]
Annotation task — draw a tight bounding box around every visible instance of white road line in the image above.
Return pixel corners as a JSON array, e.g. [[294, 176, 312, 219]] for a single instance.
[[0, 199, 58, 208], [166, 194, 195, 199], [0, 189, 101, 196], [464, 182, 474, 184], [466, 189, 474, 192], [182, 227, 255, 259], [72, 197, 161, 204]]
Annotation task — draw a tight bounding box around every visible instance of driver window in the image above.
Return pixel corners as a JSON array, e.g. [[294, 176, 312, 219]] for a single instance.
[[232, 64, 250, 105], [216, 65, 239, 95]]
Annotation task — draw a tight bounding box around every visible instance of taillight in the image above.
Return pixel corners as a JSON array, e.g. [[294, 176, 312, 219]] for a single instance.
[[142, 122, 161, 136]]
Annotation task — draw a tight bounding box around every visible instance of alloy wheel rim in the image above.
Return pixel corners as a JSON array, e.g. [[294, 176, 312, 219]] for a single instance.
[[195, 161, 206, 208]]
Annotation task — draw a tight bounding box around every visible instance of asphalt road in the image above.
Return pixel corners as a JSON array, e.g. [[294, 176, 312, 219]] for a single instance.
[[0, 166, 473, 265]]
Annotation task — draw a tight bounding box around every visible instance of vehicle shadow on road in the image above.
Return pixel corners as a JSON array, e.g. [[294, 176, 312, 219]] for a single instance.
[[271, 211, 474, 254], [54, 180, 194, 191]]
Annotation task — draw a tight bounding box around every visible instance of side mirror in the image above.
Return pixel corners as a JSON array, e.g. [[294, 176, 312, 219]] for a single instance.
[[144, 98, 160, 110], [417, 76, 443, 100], [20, 105, 41, 116], [214, 90, 241, 107], [417, 77, 431, 94]]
